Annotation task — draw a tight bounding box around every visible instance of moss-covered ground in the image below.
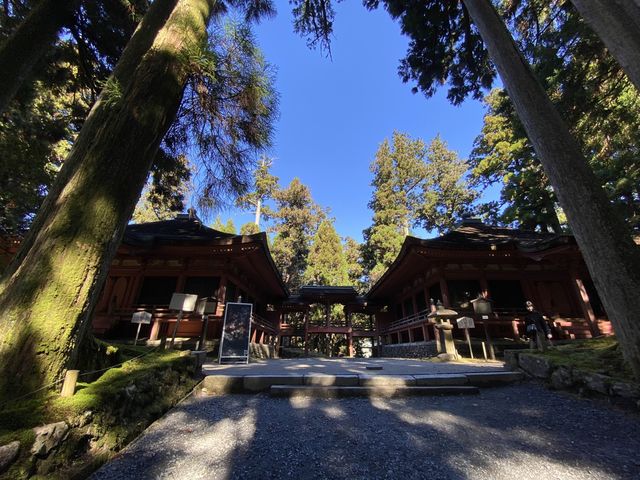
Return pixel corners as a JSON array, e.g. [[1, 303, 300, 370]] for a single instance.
[[0, 343, 199, 479], [527, 336, 635, 383]]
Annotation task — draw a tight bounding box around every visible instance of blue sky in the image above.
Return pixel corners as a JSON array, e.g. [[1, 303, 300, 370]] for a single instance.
[[219, 2, 493, 242]]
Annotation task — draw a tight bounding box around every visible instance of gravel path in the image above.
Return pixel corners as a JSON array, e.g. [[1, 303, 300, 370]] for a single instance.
[[91, 383, 640, 480]]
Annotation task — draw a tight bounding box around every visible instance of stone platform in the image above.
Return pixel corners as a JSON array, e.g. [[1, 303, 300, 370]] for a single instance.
[[200, 358, 521, 397]]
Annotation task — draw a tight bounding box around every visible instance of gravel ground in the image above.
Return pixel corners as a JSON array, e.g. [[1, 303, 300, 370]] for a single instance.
[[91, 383, 640, 480]]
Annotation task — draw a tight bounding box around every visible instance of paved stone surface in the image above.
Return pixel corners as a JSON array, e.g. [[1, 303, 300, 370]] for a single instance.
[[202, 357, 507, 377], [91, 382, 640, 480]]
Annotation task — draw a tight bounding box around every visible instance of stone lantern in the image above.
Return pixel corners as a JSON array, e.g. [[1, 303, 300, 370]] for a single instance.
[[471, 295, 495, 360], [427, 301, 459, 359]]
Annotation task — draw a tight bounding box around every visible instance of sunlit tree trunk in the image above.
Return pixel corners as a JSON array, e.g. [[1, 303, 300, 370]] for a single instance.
[[0, 0, 80, 114], [463, 0, 640, 377], [0, 0, 215, 396], [570, 0, 640, 92], [1, 0, 179, 285]]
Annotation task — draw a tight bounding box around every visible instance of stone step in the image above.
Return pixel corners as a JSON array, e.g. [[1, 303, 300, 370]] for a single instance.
[[199, 371, 522, 395], [270, 385, 479, 398]]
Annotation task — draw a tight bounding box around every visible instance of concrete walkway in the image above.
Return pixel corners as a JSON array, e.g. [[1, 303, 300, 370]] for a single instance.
[[202, 357, 508, 377]]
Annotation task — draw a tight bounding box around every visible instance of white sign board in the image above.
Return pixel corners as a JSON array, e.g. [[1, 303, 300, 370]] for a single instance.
[[169, 293, 198, 312], [131, 311, 152, 324], [456, 316, 475, 329]]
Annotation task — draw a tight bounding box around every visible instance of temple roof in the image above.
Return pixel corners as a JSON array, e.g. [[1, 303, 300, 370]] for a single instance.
[[123, 215, 235, 246], [120, 215, 288, 298], [367, 219, 577, 301]]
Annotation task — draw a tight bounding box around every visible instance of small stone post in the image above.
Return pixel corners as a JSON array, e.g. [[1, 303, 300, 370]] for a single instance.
[[60, 370, 79, 397]]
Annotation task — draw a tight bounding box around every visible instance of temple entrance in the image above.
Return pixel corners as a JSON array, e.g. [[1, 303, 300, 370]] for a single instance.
[[277, 285, 379, 358]]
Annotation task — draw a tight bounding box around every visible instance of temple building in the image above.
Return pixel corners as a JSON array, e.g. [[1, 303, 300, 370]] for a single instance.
[[368, 218, 611, 357], [92, 213, 287, 348], [2, 215, 614, 357]]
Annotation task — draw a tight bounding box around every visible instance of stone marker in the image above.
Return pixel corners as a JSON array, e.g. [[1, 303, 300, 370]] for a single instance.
[[0, 441, 19, 473]]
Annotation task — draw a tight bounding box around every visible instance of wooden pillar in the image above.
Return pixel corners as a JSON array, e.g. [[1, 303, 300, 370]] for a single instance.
[[422, 323, 430, 341], [251, 328, 257, 343], [324, 302, 331, 327], [176, 274, 186, 294], [347, 332, 354, 357], [217, 276, 228, 316], [304, 311, 309, 355], [570, 271, 601, 337], [259, 330, 265, 344], [479, 275, 490, 298], [408, 328, 414, 343], [439, 275, 450, 307]]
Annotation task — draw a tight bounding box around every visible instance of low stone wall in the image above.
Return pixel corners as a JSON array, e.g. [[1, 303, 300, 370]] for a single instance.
[[380, 341, 437, 359], [0, 353, 200, 480], [505, 350, 640, 410]]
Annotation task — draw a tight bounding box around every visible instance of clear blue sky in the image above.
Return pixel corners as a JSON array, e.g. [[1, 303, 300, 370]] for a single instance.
[[221, 2, 493, 242]]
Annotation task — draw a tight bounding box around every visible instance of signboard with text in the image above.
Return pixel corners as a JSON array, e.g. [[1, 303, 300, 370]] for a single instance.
[[219, 302, 253, 364]]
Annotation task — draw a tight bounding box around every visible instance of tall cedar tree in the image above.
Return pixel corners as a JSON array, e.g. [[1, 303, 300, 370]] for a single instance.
[[305, 219, 349, 286], [270, 178, 324, 292], [0, 0, 276, 395], [343, 236, 365, 292], [362, 131, 426, 284], [418, 135, 478, 234], [235, 155, 279, 227], [367, 0, 640, 377], [472, 2, 640, 232], [569, 0, 640, 92], [0, 0, 80, 113]]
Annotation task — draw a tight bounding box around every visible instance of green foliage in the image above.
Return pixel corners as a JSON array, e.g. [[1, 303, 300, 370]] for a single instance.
[[240, 221, 260, 235], [132, 154, 192, 223], [364, 0, 495, 104], [362, 132, 426, 282], [471, 2, 640, 232], [270, 178, 324, 291], [304, 219, 348, 286], [211, 216, 236, 234], [418, 135, 478, 234], [343, 236, 365, 291], [235, 155, 279, 227]]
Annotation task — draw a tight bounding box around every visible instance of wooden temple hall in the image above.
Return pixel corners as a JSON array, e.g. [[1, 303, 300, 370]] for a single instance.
[[82, 215, 612, 357]]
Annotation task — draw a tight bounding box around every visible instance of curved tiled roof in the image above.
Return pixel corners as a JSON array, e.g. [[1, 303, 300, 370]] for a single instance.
[[123, 216, 235, 246]]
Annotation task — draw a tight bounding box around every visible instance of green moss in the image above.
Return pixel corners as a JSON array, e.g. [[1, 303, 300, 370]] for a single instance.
[[530, 337, 635, 382]]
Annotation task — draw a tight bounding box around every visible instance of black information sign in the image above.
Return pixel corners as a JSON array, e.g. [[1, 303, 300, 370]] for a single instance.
[[219, 302, 253, 363]]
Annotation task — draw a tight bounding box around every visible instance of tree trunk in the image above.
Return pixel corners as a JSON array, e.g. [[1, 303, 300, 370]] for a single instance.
[[570, 0, 640, 92], [0, 0, 215, 396], [255, 198, 262, 226], [1, 0, 180, 286], [0, 0, 80, 114], [462, 0, 640, 377]]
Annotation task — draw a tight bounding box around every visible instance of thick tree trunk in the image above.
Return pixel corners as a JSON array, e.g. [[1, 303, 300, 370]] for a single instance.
[[0, 0, 179, 286], [570, 0, 640, 92], [463, 0, 640, 377], [0, 0, 214, 396], [0, 0, 80, 114]]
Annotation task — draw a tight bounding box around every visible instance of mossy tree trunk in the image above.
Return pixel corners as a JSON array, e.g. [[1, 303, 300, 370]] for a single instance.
[[462, 0, 640, 378], [570, 0, 640, 92], [0, 0, 80, 114], [0, 0, 215, 396]]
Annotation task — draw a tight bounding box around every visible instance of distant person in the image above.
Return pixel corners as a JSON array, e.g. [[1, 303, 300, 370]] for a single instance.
[[524, 301, 553, 351]]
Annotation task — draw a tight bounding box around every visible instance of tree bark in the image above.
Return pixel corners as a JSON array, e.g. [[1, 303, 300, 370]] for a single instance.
[[0, 0, 180, 286], [0, 0, 80, 114], [0, 0, 215, 396], [462, 0, 640, 377], [570, 0, 640, 92]]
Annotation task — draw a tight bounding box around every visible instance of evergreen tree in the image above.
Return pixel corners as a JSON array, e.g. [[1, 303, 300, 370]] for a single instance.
[[211, 216, 236, 234], [418, 135, 478, 234], [0, 0, 277, 395], [367, 0, 640, 377], [305, 219, 348, 286], [235, 155, 279, 227], [240, 222, 260, 235], [362, 131, 426, 283], [270, 178, 324, 291], [343, 236, 365, 292]]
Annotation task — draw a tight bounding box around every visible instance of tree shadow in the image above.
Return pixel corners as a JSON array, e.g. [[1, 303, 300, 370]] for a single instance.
[[91, 382, 640, 479]]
